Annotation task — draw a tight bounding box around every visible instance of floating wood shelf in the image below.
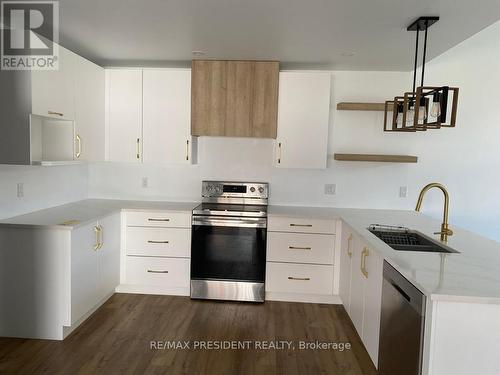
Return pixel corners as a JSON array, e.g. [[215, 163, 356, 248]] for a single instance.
[[336, 102, 391, 112], [332, 154, 418, 163]]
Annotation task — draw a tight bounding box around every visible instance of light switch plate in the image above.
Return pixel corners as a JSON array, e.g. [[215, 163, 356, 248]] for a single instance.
[[142, 177, 149, 188], [399, 186, 408, 198], [324, 184, 336, 195]]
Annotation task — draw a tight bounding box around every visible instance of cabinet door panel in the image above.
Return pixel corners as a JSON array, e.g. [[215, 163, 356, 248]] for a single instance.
[[339, 222, 354, 313], [32, 46, 76, 121], [251, 62, 279, 138], [349, 235, 366, 338], [362, 248, 384, 368], [71, 221, 99, 324], [191, 60, 226, 136], [107, 69, 142, 162], [98, 213, 121, 301], [74, 56, 105, 161], [275, 72, 331, 169], [143, 69, 192, 164]]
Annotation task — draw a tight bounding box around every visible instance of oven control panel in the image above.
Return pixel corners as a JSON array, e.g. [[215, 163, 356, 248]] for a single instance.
[[202, 181, 268, 199]]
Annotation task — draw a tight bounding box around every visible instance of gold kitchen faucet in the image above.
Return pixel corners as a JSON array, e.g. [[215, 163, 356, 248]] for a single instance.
[[415, 183, 453, 242]]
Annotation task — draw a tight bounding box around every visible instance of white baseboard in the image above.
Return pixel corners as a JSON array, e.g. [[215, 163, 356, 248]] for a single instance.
[[116, 284, 190, 296], [265, 292, 342, 304]]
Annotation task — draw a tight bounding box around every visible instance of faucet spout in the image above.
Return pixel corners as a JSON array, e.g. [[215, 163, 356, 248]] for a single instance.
[[415, 183, 453, 242]]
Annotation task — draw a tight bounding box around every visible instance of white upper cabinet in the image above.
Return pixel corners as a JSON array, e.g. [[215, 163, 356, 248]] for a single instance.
[[106, 69, 143, 162], [31, 46, 76, 121], [142, 69, 195, 164], [275, 72, 331, 169], [74, 56, 105, 161]]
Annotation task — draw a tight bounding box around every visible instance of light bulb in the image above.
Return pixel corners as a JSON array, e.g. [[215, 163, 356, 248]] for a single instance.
[[430, 102, 441, 118], [396, 112, 403, 128], [406, 108, 415, 125], [418, 106, 427, 122], [430, 93, 442, 119]]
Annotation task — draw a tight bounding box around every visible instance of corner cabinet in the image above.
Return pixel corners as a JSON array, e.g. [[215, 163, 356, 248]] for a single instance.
[[191, 60, 279, 138], [275, 72, 331, 169], [143, 69, 196, 164], [339, 225, 384, 368]]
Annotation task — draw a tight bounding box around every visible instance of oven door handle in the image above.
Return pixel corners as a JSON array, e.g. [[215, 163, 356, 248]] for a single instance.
[[192, 216, 267, 228]]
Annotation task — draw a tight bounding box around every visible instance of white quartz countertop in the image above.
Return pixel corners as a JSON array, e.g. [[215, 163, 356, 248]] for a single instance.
[[3, 200, 500, 303], [270, 205, 500, 304], [0, 199, 199, 229]]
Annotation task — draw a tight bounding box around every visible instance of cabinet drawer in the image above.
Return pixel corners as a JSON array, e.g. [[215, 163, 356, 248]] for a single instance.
[[268, 216, 336, 234], [126, 227, 191, 257], [126, 211, 191, 228], [267, 232, 334, 265], [265, 262, 334, 295], [126, 257, 190, 287]]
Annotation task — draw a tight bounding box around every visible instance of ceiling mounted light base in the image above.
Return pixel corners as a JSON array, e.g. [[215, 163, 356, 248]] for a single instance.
[[407, 16, 440, 31]]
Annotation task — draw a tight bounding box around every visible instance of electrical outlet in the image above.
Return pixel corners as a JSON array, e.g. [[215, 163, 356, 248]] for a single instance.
[[324, 184, 336, 195], [17, 183, 24, 198], [142, 177, 149, 188], [399, 186, 408, 198]]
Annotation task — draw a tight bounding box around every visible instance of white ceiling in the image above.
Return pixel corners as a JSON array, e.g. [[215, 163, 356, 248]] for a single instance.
[[58, 0, 500, 70]]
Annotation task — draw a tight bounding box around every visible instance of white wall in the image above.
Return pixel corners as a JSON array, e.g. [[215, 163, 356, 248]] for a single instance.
[[0, 165, 88, 219]]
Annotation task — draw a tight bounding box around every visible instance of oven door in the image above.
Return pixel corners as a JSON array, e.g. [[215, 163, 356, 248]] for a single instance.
[[191, 215, 267, 282]]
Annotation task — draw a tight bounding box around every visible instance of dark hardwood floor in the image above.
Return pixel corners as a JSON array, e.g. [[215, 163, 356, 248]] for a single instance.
[[0, 294, 377, 375]]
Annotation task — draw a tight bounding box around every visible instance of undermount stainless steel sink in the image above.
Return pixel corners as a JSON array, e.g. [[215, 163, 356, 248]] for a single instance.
[[368, 225, 459, 254]]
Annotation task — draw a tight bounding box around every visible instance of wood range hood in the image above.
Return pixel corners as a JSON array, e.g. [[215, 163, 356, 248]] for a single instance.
[[191, 60, 279, 138]]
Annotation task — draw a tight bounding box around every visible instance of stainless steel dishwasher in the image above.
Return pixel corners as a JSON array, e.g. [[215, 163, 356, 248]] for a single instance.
[[378, 261, 426, 375]]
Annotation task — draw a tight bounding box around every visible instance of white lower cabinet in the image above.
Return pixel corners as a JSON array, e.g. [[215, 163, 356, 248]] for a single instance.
[[118, 210, 192, 296], [126, 257, 190, 288], [265, 215, 338, 303], [339, 223, 384, 368], [71, 213, 121, 326]]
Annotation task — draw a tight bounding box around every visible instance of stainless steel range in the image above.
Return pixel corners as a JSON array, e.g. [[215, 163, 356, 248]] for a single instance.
[[190, 181, 268, 302]]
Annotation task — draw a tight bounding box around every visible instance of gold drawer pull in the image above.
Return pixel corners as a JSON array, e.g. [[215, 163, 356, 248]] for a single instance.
[[48, 110, 63, 117], [289, 246, 311, 250], [148, 240, 169, 244], [136, 138, 140, 159], [290, 224, 312, 227], [75, 134, 82, 158], [278, 142, 282, 164], [147, 270, 169, 274], [288, 276, 310, 281], [361, 247, 369, 278], [93, 225, 102, 250], [148, 218, 170, 222], [186, 139, 190, 161], [347, 233, 353, 258]]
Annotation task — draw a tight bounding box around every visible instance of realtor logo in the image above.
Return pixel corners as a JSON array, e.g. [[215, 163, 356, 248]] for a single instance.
[[1, 1, 59, 70]]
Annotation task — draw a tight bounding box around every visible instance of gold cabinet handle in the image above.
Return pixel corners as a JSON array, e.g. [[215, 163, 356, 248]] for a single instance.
[[186, 139, 190, 161], [147, 270, 169, 274], [277, 142, 282, 164], [288, 276, 311, 281], [289, 246, 312, 250], [347, 233, 353, 258], [93, 225, 102, 251], [148, 218, 170, 222], [48, 111, 63, 117], [361, 247, 369, 278], [148, 240, 169, 244], [75, 134, 82, 159], [290, 223, 312, 227], [136, 138, 140, 160]]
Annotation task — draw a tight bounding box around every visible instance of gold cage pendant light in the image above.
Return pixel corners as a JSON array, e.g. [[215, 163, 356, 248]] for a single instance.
[[384, 17, 459, 132]]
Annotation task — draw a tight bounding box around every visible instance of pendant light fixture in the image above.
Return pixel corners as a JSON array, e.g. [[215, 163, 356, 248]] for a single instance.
[[384, 17, 459, 132]]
